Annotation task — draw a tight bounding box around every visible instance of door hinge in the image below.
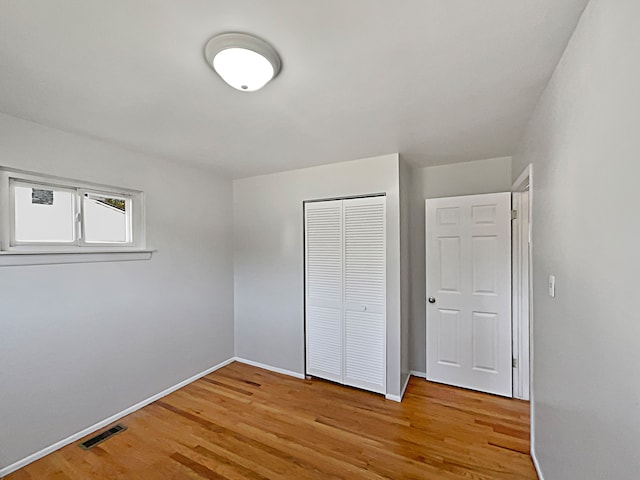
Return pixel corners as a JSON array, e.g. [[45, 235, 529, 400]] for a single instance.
[[511, 210, 518, 220], [512, 358, 518, 368]]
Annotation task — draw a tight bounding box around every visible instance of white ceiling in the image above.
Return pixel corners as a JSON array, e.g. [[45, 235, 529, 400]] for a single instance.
[[0, 1, 588, 178]]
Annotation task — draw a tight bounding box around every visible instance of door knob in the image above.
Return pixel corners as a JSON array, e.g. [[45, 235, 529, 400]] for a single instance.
[[428, 297, 436, 304], [362, 306, 367, 312]]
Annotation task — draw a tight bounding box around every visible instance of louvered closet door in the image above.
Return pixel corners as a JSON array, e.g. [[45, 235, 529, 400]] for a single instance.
[[343, 197, 386, 394], [305, 200, 344, 383]]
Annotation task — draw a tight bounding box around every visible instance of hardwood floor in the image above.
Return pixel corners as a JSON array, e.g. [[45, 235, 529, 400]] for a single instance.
[[6, 362, 537, 479]]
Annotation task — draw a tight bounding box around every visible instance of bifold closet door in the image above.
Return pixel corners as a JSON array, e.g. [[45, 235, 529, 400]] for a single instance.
[[305, 196, 386, 395], [342, 197, 386, 394], [305, 200, 344, 383]]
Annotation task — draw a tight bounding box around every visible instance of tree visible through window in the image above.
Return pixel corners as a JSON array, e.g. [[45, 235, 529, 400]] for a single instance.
[[31, 188, 54, 205], [99, 197, 126, 211]]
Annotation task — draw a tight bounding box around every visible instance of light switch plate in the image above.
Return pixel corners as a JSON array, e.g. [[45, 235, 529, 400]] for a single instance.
[[549, 275, 556, 297]]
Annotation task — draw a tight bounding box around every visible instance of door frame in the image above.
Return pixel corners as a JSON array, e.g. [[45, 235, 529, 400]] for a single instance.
[[511, 164, 533, 401]]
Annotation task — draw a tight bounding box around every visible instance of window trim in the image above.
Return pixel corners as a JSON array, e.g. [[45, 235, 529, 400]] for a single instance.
[[0, 167, 147, 255]]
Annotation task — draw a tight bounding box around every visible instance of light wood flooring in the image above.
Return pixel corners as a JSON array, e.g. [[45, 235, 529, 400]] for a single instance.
[[6, 362, 537, 479]]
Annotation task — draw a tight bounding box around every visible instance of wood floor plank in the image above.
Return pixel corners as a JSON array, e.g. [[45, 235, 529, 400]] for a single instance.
[[5, 362, 537, 479]]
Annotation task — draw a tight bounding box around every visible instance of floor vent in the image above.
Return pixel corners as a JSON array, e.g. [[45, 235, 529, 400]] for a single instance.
[[79, 424, 127, 450]]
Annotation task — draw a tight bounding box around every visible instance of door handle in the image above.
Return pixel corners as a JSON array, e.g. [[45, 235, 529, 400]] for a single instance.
[[428, 297, 436, 304], [361, 305, 367, 312]]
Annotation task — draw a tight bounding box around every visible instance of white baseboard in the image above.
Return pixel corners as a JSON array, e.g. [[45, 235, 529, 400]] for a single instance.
[[235, 357, 408, 403], [531, 444, 544, 480], [0, 357, 235, 478], [385, 372, 412, 402], [233, 357, 305, 379], [410, 370, 427, 378], [401, 372, 411, 397], [385, 393, 401, 402]]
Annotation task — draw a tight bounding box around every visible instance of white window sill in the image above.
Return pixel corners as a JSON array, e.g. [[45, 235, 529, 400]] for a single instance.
[[0, 249, 155, 267]]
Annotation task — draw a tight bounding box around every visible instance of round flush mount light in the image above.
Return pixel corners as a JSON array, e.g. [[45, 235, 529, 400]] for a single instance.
[[204, 32, 281, 92]]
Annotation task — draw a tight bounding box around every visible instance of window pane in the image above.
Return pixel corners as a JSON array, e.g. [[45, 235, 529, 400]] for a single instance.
[[14, 185, 76, 243], [83, 193, 130, 243]]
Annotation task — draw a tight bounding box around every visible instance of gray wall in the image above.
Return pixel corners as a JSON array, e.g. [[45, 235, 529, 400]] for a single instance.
[[409, 157, 513, 373], [0, 114, 235, 471], [512, 0, 640, 477], [408, 166, 426, 374], [423, 156, 512, 199], [399, 158, 411, 389], [233, 154, 403, 397]]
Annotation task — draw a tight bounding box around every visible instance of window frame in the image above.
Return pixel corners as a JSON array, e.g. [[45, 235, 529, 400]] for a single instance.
[[0, 167, 145, 253]]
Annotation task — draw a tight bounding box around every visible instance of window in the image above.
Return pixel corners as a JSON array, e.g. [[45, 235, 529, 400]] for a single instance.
[[13, 181, 77, 244], [1, 168, 145, 253], [81, 191, 132, 245]]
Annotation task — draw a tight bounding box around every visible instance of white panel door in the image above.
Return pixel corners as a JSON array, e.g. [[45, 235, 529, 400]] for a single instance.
[[343, 197, 386, 394], [305, 200, 344, 383], [426, 193, 512, 397]]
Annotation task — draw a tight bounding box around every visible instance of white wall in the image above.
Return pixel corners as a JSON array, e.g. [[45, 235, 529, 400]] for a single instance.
[[409, 157, 513, 373], [512, 0, 640, 478], [233, 154, 404, 397], [0, 114, 235, 471]]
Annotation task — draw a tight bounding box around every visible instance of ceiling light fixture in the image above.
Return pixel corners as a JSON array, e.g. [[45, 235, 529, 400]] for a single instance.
[[204, 32, 281, 92]]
